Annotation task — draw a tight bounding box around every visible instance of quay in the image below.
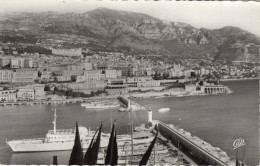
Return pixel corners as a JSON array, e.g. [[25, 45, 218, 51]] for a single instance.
[[154, 120, 234, 166], [0, 98, 90, 106]]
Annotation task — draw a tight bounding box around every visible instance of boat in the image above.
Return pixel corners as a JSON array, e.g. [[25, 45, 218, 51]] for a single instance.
[[81, 101, 120, 109], [158, 108, 170, 112], [118, 107, 129, 112], [6, 107, 108, 153]]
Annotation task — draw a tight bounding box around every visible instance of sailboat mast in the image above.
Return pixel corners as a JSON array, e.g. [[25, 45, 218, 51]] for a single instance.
[[53, 107, 57, 134], [110, 109, 112, 129], [154, 143, 156, 165], [131, 119, 134, 160], [242, 148, 246, 165]]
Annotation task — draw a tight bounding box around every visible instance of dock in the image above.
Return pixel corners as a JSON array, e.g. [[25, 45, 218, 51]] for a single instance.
[[155, 121, 235, 166], [0, 98, 90, 106]]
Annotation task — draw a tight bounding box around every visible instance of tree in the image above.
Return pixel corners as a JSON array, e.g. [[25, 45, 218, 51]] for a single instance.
[[163, 72, 170, 79], [72, 92, 80, 98], [38, 71, 42, 77], [199, 81, 204, 86], [71, 75, 77, 82], [191, 72, 196, 78], [44, 85, 50, 91], [66, 89, 73, 96], [54, 87, 59, 91]]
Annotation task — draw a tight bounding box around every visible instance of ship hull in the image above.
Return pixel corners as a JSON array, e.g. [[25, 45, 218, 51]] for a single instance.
[[7, 139, 108, 153], [7, 136, 153, 153], [8, 141, 88, 152]]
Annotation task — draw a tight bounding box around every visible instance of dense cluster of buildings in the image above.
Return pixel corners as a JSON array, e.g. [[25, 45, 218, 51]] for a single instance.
[[0, 41, 258, 102], [0, 84, 45, 102]]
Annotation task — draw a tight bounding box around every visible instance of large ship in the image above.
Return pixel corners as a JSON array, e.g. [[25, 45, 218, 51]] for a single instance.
[[7, 108, 153, 153], [6, 108, 108, 152]]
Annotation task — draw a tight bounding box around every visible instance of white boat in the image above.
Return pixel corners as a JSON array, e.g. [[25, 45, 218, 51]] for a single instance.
[[158, 108, 170, 112], [6, 108, 108, 153], [118, 107, 129, 112]]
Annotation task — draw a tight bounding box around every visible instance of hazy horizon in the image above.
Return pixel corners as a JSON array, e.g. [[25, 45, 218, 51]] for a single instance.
[[0, 0, 260, 37]]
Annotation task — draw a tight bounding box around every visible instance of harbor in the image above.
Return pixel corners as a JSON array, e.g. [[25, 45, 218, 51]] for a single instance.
[[0, 80, 258, 165]]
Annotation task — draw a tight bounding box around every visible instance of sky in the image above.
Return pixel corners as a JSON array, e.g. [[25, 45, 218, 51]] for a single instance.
[[0, 0, 260, 37]]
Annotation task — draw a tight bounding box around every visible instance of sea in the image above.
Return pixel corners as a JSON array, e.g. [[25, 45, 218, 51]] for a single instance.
[[0, 79, 258, 165]]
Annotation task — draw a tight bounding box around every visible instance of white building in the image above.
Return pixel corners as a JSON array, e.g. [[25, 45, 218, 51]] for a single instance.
[[84, 70, 104, 81], [0, 70, 13, 83], [52, 48, 82, 57], [76, 76, 85, 83], [0, 90, 17, 102], [17, 89, 35, 101], [56, 75, 71, 82], [105, 69, 121, 79], [33, 84, 46, 100], [80, 62, 93, 71], [61, 70, 84, 76], [12, 69, 38, 83], [125, 77, 160, 87], [0, 57, 11, 67], [11, 58, 25, 68]]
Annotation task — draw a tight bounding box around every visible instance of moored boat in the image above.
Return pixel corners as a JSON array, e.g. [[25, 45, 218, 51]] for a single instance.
[[6, 107, 108, 153]]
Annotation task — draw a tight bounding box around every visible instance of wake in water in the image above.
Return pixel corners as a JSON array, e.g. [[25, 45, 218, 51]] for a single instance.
[[158, 108, 170, 112], [0, 145, 8, 150]]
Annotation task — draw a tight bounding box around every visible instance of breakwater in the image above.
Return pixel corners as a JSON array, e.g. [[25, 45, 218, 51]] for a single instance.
[[155, 121, 235, 166]]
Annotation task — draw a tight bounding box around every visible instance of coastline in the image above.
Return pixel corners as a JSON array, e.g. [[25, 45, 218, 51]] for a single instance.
[[3, 78, 256, 106], [129, 87, 232, 99], [0, 88, 232, 106], [220, 77, 259, 82]]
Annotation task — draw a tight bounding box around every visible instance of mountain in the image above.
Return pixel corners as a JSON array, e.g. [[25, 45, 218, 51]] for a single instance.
[[0, 8, 259, 63]]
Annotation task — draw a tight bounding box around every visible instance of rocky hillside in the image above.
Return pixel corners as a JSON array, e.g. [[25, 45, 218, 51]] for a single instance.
[[0, 8, 259, 63]]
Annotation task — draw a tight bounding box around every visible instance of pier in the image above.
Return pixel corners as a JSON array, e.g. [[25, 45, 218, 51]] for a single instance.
[[155, 121, 234, 166]]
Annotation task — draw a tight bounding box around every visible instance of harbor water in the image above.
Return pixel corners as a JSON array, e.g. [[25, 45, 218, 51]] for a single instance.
[[0, 79, 258, 165]]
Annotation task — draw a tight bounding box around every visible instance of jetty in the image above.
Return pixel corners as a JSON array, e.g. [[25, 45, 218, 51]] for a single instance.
[[154, 121, 235, 166]]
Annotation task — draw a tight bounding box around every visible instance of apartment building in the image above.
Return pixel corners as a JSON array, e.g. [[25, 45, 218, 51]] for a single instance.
[[12, 69, 38, 83], [0, 70, 13, 83], [0, 90, 17, 102]]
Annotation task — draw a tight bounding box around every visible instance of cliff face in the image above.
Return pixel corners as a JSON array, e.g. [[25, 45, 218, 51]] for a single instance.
[[0, 8, 259, 63]]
